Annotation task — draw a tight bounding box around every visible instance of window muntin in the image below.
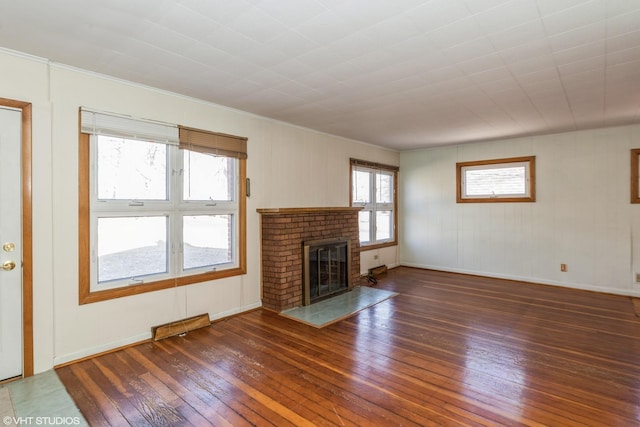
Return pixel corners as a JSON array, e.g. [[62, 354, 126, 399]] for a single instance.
[[350, 160, 398, 248], [79, 110, 247, 304], [457, 156, 535, 203]]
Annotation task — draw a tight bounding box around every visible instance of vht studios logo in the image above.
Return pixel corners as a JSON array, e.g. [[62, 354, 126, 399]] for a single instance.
[[3, 416, 82, 425]]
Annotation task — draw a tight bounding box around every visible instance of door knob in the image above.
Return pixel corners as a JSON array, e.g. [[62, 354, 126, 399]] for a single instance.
[[3, 242, 15, 252], [2, 260, 16, 271]]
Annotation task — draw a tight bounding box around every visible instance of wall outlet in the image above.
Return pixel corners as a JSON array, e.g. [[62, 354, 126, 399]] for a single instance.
[[373, 254, 379, 260], [560, 263, 567, 272]]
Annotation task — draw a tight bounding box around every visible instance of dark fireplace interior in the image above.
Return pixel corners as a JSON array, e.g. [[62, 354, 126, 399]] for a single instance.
[[304, 237, 351, 305]]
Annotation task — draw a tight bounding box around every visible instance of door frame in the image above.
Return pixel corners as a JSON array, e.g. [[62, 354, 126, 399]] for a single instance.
[[0, 97, 33, 377]]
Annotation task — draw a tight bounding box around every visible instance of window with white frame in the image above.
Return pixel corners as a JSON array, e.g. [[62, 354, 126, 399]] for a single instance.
[[350, 159, 398, 247], [79, 109, 247, 303], [457, 156, 536, 203]]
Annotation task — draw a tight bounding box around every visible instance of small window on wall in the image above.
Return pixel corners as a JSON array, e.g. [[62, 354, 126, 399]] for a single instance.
[[632, 149, 640, 204], [457, 156, 535, 203]]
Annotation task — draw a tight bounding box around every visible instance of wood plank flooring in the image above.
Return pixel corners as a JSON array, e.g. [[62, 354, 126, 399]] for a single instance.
[[56, 267, 640, 426]]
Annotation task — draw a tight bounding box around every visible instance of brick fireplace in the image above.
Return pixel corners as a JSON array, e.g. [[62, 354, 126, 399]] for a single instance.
[[257, 207, 361, 311]]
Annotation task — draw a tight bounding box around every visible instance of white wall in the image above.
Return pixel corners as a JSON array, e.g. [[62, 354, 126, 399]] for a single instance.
[[400, 126, 640, 296], [0, 49, 399, 372]]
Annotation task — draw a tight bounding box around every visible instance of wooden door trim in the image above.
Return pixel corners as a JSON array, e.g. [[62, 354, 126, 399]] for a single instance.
[[0, 97, 33, 377]]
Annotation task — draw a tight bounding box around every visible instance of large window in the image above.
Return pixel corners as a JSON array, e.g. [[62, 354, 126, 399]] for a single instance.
[[79, 109, 246, 304], [350, 159, 398, 248], [457, 156, 536, 203]]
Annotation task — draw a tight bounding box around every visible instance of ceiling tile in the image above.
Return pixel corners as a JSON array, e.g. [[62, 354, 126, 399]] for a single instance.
[[204, 26, 261, 55], [383, 35, 449, 64], [473, 0, 540, 33], [606, 9, 640, 37], [462, 0, 511, 14], [557, 55, 605, 76], [542, 0, 606, 36], [329, 0, 427, 30], [266, 30, 319, 58], [425, 17, 482, 49], [323, 33, 378, 63], [535, 0, 588, 17], [226, 6, 288, 42], [607, 45, 640, 67], [507, 54, 557, 75], [456, 52, 505, 75], [358, 15, 423, 49], [293, 10, 353, 44], [606, 1, 640, 18], [181, 42, 235, 68], [498, 39, 552, 64], [547, 22, 606, 52], [442, 37, 496, 64], [514, 67, 560, 85], [255, 0, 327, 27], [139, 25, 198, 55], [179, 0, 253, 24], [154, 3, 221, 40], [269, 58, 319, 79], [606, 29, 640, 52], [486, 19, 547, 51], [468, 65, 513, 84], [552, 40, 605, 65], [404, 0, 471, 34]]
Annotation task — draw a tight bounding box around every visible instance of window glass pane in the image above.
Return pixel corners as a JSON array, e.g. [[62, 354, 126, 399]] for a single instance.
[[358, 210, 371, 243], [97, 136, 167, 200], [183, 215, 232, 270], [376, 210, 392, 240], [464, 166, 526, 197], [97, 216, 167, 283], [183, 151, 234, 201], [352, 170, 371, 204], [377, 172, 393, 203]]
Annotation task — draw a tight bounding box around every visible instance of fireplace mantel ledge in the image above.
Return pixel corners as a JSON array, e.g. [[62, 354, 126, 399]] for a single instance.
[[257, 207, 362, 215]]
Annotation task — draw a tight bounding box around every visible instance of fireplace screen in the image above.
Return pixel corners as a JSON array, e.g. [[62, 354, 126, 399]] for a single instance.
[[303, 238, 351, 305]]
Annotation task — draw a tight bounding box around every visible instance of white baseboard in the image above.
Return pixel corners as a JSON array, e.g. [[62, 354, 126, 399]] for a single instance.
[[53, 332, 151, 367], [400, 262, 640, 298], [54, 302, 263, 367]]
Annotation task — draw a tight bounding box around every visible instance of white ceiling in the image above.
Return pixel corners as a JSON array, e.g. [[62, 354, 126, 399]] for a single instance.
[[1, 0, 639, 150]]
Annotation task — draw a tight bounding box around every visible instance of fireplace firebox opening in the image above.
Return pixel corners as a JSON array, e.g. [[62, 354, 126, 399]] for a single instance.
[[303, 237, 352, 306]]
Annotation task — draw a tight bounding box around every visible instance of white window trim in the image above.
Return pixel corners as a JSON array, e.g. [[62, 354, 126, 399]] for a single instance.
[[461, 161, 531, 199], [88, 138, 240, 292]]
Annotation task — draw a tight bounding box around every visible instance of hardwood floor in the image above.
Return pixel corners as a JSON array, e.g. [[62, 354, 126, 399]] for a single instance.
[[57, 267, 640, 426]]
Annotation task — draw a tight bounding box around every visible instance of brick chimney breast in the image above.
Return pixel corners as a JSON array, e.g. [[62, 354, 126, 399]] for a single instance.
[[257, 207, 361, 311]]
